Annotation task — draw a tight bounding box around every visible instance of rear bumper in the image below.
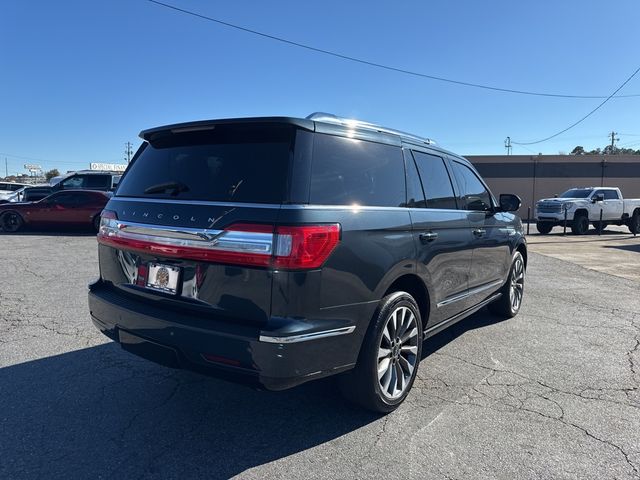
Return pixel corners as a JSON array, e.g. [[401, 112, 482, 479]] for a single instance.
[[88, 281, 359, 390]]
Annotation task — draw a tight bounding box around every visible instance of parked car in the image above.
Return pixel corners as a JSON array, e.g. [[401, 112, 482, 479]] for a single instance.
[[0, 190, 110, 232], [0, 181, 30, 199], [0, 187, 26, 204], [20, 170, 122, 201], [22, 186, 55, 203], [535, 187, 640, 235], [88, 113, 526, 412], [53, 170, 121, 191], [0, 184, 52, 204]]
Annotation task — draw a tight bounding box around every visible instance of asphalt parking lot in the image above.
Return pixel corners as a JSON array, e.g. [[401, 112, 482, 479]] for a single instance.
[[1, 232, 639, 479], [526, 224, 640, 281]]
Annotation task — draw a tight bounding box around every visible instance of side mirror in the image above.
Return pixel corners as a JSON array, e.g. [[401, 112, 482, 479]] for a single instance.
[[499, 193, 521, 212], [592, 193, 604, 203]]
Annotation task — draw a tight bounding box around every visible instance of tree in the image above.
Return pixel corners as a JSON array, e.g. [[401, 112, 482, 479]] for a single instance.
[[570, 146, 585, 155], [45, 169, 60, 181]]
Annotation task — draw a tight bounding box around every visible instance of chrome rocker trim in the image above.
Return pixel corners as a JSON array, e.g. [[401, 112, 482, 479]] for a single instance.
[[259, 326, 356, 344], [436, 280, 503, 308]]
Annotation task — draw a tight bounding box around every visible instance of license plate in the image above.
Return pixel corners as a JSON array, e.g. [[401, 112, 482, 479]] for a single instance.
[[146, 263, 181, 294]]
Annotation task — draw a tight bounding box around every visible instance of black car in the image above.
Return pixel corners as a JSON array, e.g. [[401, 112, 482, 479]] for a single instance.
[[53, 170, 121, 191], [22, 171, 121, 201], [22, 186, 54, 202], [88, 113, 526, 412]]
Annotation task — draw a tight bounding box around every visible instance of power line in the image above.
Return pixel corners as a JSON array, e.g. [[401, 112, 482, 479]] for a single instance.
[[145, 0, 640, 100], [0, 152, 123, 166], [0, 151, 61, 163], [511, 65, 640, 145], [617, 139, 640, 148], [513, 144, 539, 155]]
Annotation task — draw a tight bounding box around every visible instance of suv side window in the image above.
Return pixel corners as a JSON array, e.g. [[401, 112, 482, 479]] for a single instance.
[[61, 176, 84, 189], [412, 151, 457, 209], [450, 161, 493, 211], [25, 188, 50, 201], [310, 134, 406, 207], [403, 150, 426, 208], [84, 175, 111, 189], [604, 190, 619, 200]]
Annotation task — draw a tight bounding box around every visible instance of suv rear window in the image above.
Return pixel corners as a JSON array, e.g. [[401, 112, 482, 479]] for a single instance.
[[116, 125, 295, 203], [310, 134, 405, 207]]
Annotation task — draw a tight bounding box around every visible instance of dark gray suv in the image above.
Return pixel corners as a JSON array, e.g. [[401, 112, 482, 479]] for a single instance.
[[88, 113, 526, 412]]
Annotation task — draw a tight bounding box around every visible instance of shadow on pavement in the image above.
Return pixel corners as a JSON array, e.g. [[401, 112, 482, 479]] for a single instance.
[[527, 232, 635, 244], [423, 307, 508, 358], [604, 243, 640, 254], [0, 342, 377, 479], [1, 308, 502, 479]]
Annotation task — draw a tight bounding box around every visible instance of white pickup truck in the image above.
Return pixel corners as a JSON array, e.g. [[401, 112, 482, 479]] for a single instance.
[[535, 187, 640, 235]]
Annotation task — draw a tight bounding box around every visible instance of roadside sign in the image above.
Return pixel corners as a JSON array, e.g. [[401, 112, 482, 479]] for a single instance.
[[90, 163, 127, 172]]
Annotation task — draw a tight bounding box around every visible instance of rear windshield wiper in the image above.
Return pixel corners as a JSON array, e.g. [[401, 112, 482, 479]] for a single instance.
[[144, 181, 190, 196]]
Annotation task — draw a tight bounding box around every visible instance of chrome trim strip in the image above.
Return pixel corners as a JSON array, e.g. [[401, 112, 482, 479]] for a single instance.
[[119, 222, 223, 242], [436, 280, 503, 308], [103, 220, 274, 254], [259, 326, 356, 344], [425, 293, 502, 338]]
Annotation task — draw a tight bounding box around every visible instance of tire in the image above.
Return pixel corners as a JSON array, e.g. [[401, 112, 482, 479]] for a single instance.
[[339, 291, 423, 413], [629, 211, 640, 235], [536, 222, 553, 235], [592, 221, 608, 233], [0, 211, 24, 233], [93, 215, 101, 233], [488, 251, 525, 319], [571, 214, 589, 235]]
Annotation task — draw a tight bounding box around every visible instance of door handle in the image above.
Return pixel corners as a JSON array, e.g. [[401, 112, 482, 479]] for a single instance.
[[473, 228, 486, 237], [419, 232, 438, 244]]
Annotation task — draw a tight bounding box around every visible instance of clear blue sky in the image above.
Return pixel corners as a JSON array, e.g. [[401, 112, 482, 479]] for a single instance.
[[2, 0, 640, 175]]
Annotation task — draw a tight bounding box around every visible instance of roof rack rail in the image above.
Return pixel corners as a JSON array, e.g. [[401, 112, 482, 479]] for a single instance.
[[306, 112, 435, 145]]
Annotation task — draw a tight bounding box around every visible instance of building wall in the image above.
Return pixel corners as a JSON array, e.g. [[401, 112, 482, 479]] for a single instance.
[[466, 155, 640, 219]]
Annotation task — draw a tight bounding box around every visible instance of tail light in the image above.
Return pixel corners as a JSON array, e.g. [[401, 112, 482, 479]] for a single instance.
[[97, 215, 340, 271], [98, 209, 117, 233], [273, 224, 340, 269]]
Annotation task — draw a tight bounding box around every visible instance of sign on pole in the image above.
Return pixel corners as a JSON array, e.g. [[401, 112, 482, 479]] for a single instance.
[[89, 163, 127, 172]]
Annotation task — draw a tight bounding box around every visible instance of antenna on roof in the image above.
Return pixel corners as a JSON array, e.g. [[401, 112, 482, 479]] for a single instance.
[[306, 112, 435, 145]]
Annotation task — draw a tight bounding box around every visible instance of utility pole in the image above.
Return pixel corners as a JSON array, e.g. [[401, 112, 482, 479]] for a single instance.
[[124, 142, 134, 163], [609, 131, 619, 153], [5, 158, 7, 178], [504, 137, 512, 155]]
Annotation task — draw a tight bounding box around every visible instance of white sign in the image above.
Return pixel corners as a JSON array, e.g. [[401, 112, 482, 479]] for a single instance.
[[24, 163, 42, 171], [90, 163, 127, 172]]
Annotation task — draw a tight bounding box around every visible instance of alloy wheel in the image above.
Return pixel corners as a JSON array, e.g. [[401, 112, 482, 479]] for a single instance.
[[2, 213, 21, 232], [509, 256, 525, 311], [377, 306, 419, 400]]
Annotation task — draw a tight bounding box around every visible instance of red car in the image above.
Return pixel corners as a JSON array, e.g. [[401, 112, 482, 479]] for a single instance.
[[0, 190, 110, 233]]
